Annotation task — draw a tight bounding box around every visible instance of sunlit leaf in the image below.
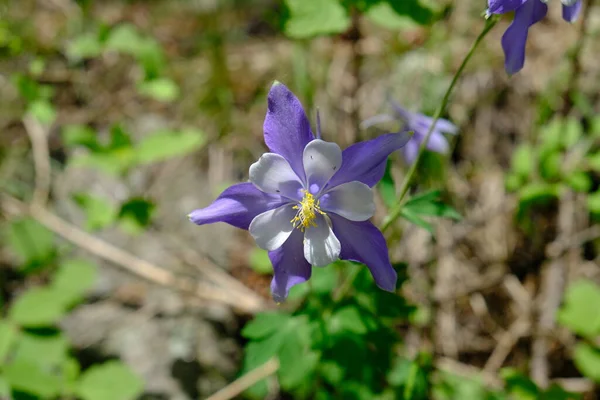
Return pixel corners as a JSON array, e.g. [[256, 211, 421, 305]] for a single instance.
[[4, 359, 62, 398], [76, 361, 144, 400], [558, 280, 600, 338], [573, 342, 600, 383], [137, 78, 179, 102], [66, 32, 104, 61], [249, 248, 273, 275], [6, 217, 56, 270], [242, 312, 291, 339], [52, 259, 98, 304], [27, 99, 56, 125], [284, 0, 350, 39], [135, 129, 205, 165], [13, 332, 68, 369], [8, 287, 68, 327], [0, 321, 17, 362]]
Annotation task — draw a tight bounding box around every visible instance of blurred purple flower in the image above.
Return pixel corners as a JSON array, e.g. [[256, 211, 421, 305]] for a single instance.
[[189, 82, 410, 301], [361, 99, 458, 164], [487, 0, 583, 74]]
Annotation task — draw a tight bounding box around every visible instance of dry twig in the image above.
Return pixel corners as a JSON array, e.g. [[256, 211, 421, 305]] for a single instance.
[[0, 195, 265, 314], [22, 116, 51, 207], [205, 359, 279, 400]]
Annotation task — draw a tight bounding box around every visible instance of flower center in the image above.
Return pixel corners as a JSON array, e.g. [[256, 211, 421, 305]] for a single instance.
[[291, 190, 325, 231]]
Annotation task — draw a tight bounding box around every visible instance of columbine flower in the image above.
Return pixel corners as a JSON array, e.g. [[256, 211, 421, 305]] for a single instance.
[[361, 98, 458, 164], [487, 0, 583, 74], [189, 82, 410, 301]]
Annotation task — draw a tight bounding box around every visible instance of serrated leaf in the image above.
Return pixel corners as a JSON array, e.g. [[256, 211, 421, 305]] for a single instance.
[[328, 305, 373, 335], [558, 280, 600, 338], [277, 328, 319, 389], [4, 359, 62, 398], [52, 259, 98, 304], [242, 312, 291, 339], [0, 321, 17, 362], [137, 78, 179, 102], [573, 342, 600, 382], [9, 287, 68, 327], [135, 129, 205, 165], [73, 193, 118, 231], [76, 361, 144, 400], [13, 332, 68, 369], [284, 0, 350, 39], [6, 217, 56, 269]]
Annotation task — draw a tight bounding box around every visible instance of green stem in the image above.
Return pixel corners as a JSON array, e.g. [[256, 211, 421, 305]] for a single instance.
[[380, 16, 498, 233]]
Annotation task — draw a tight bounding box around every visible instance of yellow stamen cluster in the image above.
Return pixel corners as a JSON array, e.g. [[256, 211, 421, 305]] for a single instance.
[[291, 190, 325, 231]]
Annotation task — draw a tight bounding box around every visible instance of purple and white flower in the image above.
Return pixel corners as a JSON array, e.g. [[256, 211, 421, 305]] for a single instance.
[[189, 82, 410, 301], [487, 0, 583, 75], [361, 98, 458, 164]]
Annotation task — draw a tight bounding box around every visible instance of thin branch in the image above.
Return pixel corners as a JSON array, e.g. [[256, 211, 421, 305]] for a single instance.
[[22, 116, 51, 207], [205, 359, 279, 400], [0, 195, 266, 314]]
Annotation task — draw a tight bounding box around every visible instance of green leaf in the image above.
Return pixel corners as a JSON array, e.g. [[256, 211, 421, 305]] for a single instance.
[[137, 78, 179, 102], [76, 361, 144, 400], [52, 259, 98, 304], [502, 368, 539, 400], [539, 151, 562, 181], [543, 384, 580, 400], [242, 312, 291, 339], [249, 248, 273, 275], [591, 116, 600, 138], [518, 183, 560, 205], [403, 190, 462, 220], [557, 280, 600, 338], [328, 305, 373, 335], [0, 321, 17, 362], [66, 32, 104, 60], [70, 149, 135, 176], [62, 124, 99, 150], [587, 191, 600, 214], [573, 342, 600, 382], [6, 217, 56, 269], [135, 129, 205, 165], [561, 117, 582, 148], [284, 0, 351, 39], [400, 208, 433, 234], [27, 99, 56, 125], [540, 119, 563, 151], [505, 173, 524, 192], [378, 159, 396, 208], [587, 152, 600, 172], [365, 0, 434, 30], [4, 359, 63, 397], [9, 287, 68, 327], [105, 24, 145, 56], [13, 332, 68, 369], [512, 144, 535, 178], [118, 197, 155, 235], [0, 375, 9, 397], [73, 193, 118, 231], [565, 171, 591, 193], [277, 329, 319, 389]]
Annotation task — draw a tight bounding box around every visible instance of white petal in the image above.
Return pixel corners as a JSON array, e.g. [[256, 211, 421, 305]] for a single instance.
[[249, 204, 296, 251], [320, 181, 374, 221], [303, 139, 342, 190], [249, 153, 303, 200], [303, 215, 341, 266]]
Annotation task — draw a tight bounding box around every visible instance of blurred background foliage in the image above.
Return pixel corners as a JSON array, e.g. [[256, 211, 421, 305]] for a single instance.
[[0, 0, 600, 399]]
